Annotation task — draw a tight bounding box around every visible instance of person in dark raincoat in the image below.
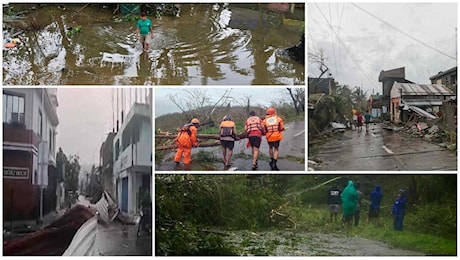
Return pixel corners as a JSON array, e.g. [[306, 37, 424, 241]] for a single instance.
[[391, 189, 407, 231], [367, 184, 383, 225], [340, 180, 358, 228]]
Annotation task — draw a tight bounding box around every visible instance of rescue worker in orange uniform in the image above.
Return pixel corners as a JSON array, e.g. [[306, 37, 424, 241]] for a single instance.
[[262, 107, 285, 171], [174, 118, 200, 167], [245, 111, 264, 170], [220, 115, 237, 170]]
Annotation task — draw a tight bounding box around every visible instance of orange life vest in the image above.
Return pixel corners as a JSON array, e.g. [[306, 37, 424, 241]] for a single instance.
[[220, 120, 236, 139], [245, 116, 263, 136], [263, 115, 284, 142]]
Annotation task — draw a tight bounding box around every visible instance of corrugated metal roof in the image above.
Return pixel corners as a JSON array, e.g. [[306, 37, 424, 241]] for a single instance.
[[395, 82, 454, 96], [402, 99, 443, 106], [62, 216, 97, 256], [406, 105, 437, 119]]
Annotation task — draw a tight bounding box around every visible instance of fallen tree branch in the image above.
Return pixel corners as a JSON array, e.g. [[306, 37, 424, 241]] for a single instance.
[[156, 133, 248, 140], [156, 141, 221, 151]]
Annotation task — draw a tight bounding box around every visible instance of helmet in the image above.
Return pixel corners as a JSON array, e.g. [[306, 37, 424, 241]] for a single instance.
[[266, 107, 275, 115], [191, 118, 200, 124], [222, 115, 231, 121]]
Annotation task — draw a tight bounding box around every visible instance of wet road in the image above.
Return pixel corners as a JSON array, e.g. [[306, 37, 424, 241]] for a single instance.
[[95, 221, 152, 256], [311, 123, 457, 171], [156, 120, 305, 171], [3, 4, 304, 85], [227, 230, 423, 256]]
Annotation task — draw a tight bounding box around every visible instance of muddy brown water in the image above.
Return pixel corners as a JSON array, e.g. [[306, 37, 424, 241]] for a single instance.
[[3, 4, 305, 85]]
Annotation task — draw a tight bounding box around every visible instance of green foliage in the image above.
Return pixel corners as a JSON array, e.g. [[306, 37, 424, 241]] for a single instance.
[[156, 175, 284, 255], [406, 203, 456, 240], [123, 13, 139, 22], [156, 220, 236, 256], [67, 25, 82, 36]]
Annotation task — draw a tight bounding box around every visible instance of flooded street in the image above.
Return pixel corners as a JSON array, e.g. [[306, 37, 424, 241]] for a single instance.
[[226, 230, 422, 256], [3, 4, 304, 85], [311, 123, 457, 171]]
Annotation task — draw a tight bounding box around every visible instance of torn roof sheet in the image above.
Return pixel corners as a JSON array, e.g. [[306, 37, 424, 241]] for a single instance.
[[407, 105, 437, 119]]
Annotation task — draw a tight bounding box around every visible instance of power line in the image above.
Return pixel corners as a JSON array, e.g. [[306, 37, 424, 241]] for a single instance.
[[351, 3, 456, 61], [329, 3, 338, 78], [315, 3, 378, 89]]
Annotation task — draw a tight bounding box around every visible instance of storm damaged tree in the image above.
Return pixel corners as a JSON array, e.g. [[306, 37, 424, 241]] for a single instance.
[[167, 89, 234, 125], [286, 88, 305, 115], [308, 49, 329, 78], [56, 147, 80, 204]]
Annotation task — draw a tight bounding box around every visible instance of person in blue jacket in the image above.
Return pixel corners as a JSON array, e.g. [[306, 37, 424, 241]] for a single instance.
[[391, 189, 407, 231], [367, 184, 383, 225]]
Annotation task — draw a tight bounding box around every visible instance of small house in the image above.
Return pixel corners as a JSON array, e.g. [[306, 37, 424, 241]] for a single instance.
[[390, 82, 455, 123]]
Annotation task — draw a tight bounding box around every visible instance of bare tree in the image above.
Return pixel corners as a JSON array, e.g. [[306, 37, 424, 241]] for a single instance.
[[308, 49, 329, 78], [167, 89, 234, 124], [287, 88, 305, 115]]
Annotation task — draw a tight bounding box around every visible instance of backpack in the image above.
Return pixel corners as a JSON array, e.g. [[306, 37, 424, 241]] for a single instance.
[[178, 123, 193, 136]]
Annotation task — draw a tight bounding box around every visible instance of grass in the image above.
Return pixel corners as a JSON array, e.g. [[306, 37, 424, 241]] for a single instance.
[[286, 205, 456, 256], [354, 225, 456, 256]]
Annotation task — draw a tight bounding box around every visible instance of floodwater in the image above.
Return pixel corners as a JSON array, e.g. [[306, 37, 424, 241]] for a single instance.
[[3, 4, 305, 85], [226, 230, 423, 256]]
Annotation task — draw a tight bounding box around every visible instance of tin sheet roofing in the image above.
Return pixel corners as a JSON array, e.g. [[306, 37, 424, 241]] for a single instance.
[[395, 82, 454, 96]]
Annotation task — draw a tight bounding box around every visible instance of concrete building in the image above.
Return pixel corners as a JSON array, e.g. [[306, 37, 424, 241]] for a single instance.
[[389, 82, 455, 123], [99, 132, 116, 196], [378, 67, 413, 116], [113, 102, 152, 215], [3, 88, 59, 221], [429, 67, 457, 93], [308, 77, 336, 95]]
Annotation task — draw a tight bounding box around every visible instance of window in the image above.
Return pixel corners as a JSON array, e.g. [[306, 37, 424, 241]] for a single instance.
[[38, 110, 43, 137], [49, 129, 53, 152], [3, 93, 25, 124], [115, 139, 120, 161]]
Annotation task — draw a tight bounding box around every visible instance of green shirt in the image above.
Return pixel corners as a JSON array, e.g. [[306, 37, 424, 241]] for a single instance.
[[364, 113, 372, 123], [137, 18, 152, 35]]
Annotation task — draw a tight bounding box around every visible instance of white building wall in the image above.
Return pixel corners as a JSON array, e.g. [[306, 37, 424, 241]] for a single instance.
[[134, 120, 152, 167]]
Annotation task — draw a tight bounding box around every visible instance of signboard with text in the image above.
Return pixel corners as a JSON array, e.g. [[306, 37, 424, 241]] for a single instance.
[[3, 167, 29, 179]]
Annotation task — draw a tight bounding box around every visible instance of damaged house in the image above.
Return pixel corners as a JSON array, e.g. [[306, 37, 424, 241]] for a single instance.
[[390, 82, 455, 123]]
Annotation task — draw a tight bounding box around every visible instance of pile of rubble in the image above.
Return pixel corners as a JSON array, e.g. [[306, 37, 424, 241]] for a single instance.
[[404, 122, 456, 151]]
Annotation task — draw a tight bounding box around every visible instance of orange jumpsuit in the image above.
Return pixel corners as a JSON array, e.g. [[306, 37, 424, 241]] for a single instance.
[[262, 114, 285, 142], [174, 125, 197, 164]]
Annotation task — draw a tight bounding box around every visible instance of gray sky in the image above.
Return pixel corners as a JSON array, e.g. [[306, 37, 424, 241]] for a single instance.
[[308, 2, 457, 96], [57, 88, 149, 166], [154, 88, 294, 117]]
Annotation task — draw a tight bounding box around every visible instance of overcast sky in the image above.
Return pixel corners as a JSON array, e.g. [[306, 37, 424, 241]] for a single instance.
[[57, 88, 150, 166], [155, 87, 293, 117], [308, 2, 457, 96]]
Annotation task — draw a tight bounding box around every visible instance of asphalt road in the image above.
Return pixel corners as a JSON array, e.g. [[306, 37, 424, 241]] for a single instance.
[[311, 123, 457, 171], [157, 120, 306, 171]]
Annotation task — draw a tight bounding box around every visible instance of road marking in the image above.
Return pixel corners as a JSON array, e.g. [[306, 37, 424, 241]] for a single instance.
[[294, 130, 305, 137], [382, 145, 394, 154]]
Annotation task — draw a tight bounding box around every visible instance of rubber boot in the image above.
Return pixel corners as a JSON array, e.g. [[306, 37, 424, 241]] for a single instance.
[[269, 158, 274, 170], [273, 159, 279, 171]]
